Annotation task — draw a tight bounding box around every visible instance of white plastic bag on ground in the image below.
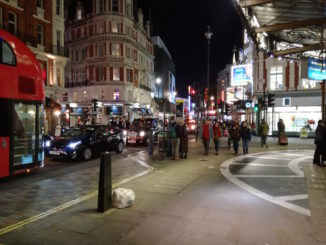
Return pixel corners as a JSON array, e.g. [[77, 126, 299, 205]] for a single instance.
[[112, 188, 135, 208]]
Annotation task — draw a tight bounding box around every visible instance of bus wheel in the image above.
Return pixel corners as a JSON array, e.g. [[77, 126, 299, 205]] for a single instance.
[[83, 147, 92, 160]]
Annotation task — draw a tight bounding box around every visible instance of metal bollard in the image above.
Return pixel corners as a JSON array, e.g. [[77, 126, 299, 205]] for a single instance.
[[148, 130, 153, 155], [97, 152, 112, 213]]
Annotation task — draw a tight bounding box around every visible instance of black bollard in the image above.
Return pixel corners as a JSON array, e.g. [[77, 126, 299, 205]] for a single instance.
[[148, 130, 153, 155], [97, 152, 112, 213]]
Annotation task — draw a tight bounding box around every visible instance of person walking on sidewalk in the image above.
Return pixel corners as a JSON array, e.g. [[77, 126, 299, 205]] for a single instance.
[[229, 121, 240, 154], [167, 116, 176, 158], [200, 119, 213, 156], [212, 120, 222, 155], [259, 119, 269, 148], [313, 120, 326, 166], [174, 118, 181, 160], [240, 121, 251, 155], [179, 119, 188, 159]]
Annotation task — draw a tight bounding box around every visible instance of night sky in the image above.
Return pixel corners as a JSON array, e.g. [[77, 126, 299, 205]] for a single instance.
[[137, 0, 243, 96]]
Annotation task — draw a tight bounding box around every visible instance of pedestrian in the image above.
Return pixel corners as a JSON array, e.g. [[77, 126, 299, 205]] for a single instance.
[[212, 120, 222, 155], [277, 118, 285, 141], [166, 116, 176, 158], [313, 120, 326, 166], [200, 119, 213, 156], [174, 118, 181, 160], [240, 121, 251, 155], [251, 122, 256, 136], [229, 121, 240, 154], [259, 119, 269, 148], [179, 119, 188, 159]]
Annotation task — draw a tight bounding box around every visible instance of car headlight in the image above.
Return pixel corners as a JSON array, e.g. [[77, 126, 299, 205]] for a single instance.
[[123, 130, 127, 136], [139, 131, 145, 137], [67, 141, 81, 149], [45, 140, 51, 147]]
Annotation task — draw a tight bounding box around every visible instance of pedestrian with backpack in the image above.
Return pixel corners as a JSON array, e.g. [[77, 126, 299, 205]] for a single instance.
[[313, 120, 326, 166]]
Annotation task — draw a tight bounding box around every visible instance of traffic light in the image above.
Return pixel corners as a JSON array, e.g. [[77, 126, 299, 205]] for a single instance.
[[92, 99, 99, 111], [268, 93, 275, 107], [254, 104, 259, 112]]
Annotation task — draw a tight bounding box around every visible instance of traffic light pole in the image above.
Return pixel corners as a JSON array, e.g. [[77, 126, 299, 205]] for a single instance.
[[322, 80, 325, 122]]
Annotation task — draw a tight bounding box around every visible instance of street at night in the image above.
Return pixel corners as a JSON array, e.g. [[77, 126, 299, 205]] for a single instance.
[[1, 0, 326, 244]]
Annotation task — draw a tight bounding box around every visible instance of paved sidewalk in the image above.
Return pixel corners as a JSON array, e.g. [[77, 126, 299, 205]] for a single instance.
[[0, 136, 325, 245]]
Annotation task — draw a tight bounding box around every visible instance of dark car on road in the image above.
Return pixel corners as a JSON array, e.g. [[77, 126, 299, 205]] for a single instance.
[[45, 125, 124, 160], [126, 118, 161, 146]]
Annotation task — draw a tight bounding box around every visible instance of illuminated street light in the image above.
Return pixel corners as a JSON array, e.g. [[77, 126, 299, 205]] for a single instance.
[[156, 78, 162, 84]]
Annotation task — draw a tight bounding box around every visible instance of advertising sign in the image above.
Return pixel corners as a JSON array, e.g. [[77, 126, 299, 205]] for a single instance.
[[307, 58, 326, 81], [226, 87, 248, 103], [168, 72, 176, 104], [230, 64, 253, 86]]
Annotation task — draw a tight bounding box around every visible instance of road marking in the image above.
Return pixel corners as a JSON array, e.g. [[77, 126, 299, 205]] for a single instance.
[[276, 194, 308, 201], [252, 156, 293, 161], [288, 153, 313, 177], [231, 163, 289, 168], [0, 152, 153, 237], [233, 175, 303, 178], [221, 152, 311, 216]]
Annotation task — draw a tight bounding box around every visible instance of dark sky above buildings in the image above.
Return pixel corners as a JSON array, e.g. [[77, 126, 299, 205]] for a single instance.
[[66, 0, 243, 97], [138, 0, 243, 96]]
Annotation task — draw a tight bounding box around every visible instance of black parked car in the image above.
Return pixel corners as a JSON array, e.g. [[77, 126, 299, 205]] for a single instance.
[[126, 118, 161, 146], [45, 125, 124, 160]]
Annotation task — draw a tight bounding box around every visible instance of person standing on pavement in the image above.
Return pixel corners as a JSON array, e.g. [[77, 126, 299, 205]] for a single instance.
[[166, 116, 176, 158], [174, 118, 181, 160], [212, 120, 222, 155], [277, 119, 285, 142], [259, 119, 269, 149], [179, 119, 188, 159], [240, 121, 251, 155], [200, 119, 213, 156], [229, 121, 240, 154], [313, 120, 326, 166]]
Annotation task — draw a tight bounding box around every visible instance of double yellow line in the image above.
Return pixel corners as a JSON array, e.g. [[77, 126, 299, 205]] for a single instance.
[[0, 153, 153, 237]]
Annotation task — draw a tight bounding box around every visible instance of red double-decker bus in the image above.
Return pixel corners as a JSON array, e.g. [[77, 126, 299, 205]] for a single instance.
[[0, 29, 45, 178]]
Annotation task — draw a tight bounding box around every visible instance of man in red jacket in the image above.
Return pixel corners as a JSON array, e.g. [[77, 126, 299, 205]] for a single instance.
[[201, 119, 213, 156]]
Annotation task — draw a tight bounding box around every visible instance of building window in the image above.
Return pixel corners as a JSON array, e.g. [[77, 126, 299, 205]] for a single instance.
[[82, 47, 86, 60], [56, 30, 61, 54], [75, 50, 79, 61], [37, 0, 43, 8], [37, 24, 44, 45], [112, 0, 119, 12], [99, 66, 105, 80], [113, 89, 120, 101], [56, 67, 61, 86], [301, 79, 317, 89], [98, 0, 104, 13], [112, 22, 122, 33], [76, 9, 82, 20], [0, 7, 2, 28], [270, 66, 283, 90], [56, 0, 61, 15], [8, 12, 17, 35], [113, 67, 120, 81], [98, 44, 105, 57], [126, 69, 132, 83], [126, 46, 131, 59], [112, 43, 120, 56], [126, 3, 132, 18]]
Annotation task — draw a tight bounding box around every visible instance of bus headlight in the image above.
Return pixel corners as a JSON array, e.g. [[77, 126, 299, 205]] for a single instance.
[[67, 141, 81, 149]]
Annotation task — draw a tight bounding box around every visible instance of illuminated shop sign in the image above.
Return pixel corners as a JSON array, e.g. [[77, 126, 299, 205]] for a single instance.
[[307, 58, 326, 81], [230, 64, 253, 86]]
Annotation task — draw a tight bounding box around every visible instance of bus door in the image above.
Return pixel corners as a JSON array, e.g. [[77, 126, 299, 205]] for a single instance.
[[0, 100, 11, 178]]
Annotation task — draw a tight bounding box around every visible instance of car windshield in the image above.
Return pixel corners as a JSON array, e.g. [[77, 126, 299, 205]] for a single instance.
[[132, 119, 156, 129], [62, 127, 94, 137]]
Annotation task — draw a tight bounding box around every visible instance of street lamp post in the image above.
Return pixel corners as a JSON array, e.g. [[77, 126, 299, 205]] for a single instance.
[[204, 26, 213, 115]]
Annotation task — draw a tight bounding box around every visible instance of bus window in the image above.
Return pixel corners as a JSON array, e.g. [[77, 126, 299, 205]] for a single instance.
[[1, 40, 16, 66], [13, 103, 37, 166]]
